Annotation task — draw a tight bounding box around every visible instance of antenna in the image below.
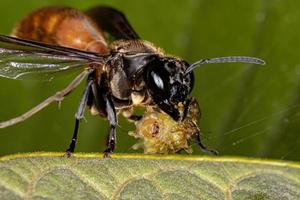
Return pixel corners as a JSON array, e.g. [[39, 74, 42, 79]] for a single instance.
[[185, 56, 265, 74]]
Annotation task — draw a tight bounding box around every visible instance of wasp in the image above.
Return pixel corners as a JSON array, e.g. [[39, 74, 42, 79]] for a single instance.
[[0, 6, 265, 157]]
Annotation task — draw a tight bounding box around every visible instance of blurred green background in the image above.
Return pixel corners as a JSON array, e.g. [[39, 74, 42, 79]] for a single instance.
[[0, 0, 299, 161]]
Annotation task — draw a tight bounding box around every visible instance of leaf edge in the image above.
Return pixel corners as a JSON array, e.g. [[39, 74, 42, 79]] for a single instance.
[[0, 152, 300, 169]]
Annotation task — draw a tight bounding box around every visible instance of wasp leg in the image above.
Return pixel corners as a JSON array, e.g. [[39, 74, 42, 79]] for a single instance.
[[127, 115, 142, 122], [122, 107, 142, 122], [0, 70, 90, 129], [89, 78, 117, 158], [65, 78, 94, 157], [103, 94, 118, 158], [89, 77, 108, 117], [193, 131, 218, 155]]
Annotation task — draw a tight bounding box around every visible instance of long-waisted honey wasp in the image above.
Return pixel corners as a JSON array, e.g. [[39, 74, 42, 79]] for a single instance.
[[0, 6, 265, 157]]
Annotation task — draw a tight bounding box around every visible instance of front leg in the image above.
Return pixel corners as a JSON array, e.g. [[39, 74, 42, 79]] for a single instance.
[[193, 130, 218, 155], [103, 93, 118, 158], [122, 107, 142, 122]]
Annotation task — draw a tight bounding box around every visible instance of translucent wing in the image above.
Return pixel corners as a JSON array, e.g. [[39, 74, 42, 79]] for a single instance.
[[0, 35, 107, 80]]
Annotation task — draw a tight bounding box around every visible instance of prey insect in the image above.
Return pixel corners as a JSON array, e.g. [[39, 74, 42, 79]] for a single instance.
[[0, 6, 265, 157], [129, 98, 218, 155]]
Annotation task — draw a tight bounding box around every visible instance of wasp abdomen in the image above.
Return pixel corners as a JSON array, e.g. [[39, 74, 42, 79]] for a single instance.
[[12, 6, 109, 54]]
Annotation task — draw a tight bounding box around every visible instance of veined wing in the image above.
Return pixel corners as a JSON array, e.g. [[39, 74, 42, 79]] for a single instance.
[[0, 35, 107, 80]]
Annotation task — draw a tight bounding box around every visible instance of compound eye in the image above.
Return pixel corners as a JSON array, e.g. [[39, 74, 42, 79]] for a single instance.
[[151, 71, 165, 90], [147, 66, 171, 98]]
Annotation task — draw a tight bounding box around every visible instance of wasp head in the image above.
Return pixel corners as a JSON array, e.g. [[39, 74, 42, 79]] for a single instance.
[[144, 56, 194, 121]]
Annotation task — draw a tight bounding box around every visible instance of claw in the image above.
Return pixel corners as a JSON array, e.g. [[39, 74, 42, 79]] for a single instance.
[[103, 148, 112, 158], [201, 148, 218, 156], [103, 152, 111, 158], [64, 150, 73, 158]]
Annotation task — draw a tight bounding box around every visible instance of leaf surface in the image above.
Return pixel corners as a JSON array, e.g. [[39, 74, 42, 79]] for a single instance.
[[1, 153, 300, 200]]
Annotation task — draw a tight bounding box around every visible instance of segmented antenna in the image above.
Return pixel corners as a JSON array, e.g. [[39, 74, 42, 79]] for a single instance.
[[185, 56, 265, 74]]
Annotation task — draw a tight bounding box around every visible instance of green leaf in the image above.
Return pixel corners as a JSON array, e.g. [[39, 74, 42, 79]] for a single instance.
[[1, 153, 300, 200]]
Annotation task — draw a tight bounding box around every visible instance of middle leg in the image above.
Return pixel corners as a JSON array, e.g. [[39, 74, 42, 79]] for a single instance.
[[65, 78, 94, 157], [103, 93, 118, 158], [90, 81, 118, 158]]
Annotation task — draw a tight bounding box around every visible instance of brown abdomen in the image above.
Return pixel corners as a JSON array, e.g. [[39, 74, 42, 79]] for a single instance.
[[12, 6, 109, 54]]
